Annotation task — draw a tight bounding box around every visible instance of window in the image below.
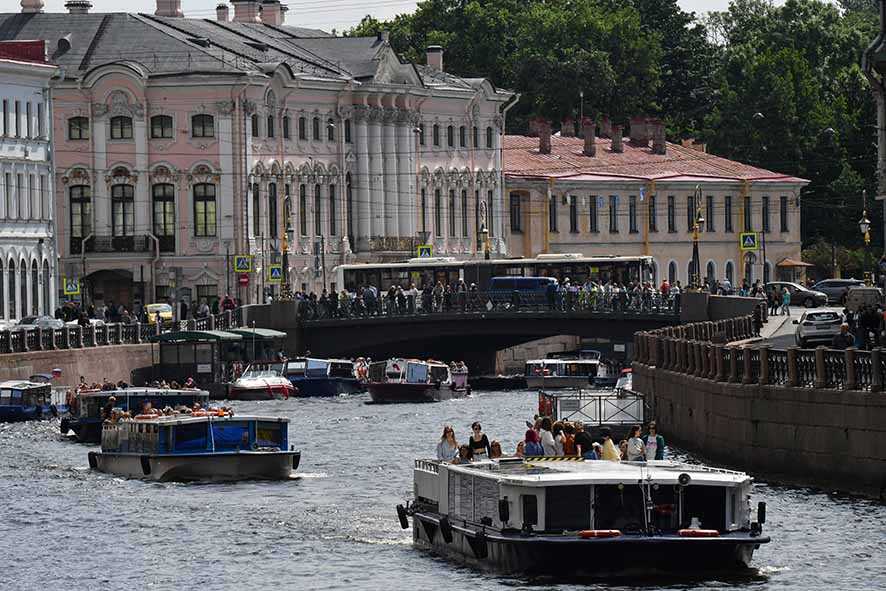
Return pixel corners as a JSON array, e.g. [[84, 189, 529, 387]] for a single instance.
[[667, 195, 676, 232], [193, 184, 217, 237], [266, 114, 274, 138], [151, 115, 173, 139], [743, 195, 752, 232], [473, 126, 478, 148], [68, 116, 89, 140], [761, 195, 770, 233], [111, 184, 134, 236], [509, 192, 521, 232], [38, 175, 46, 220], [434, 189, 442, 235], [152, 184, 175, 251], [474, 189, 480, 240], [629, 196, 638, 233], [419, 123, 425, 145], [41, 261, 48, 317], [196, 284, 218, 307], [726, 261, 734, 284], [459, 126, 466, 148], [549, 196, 558, 232], [25, 102, 31, 138], [7, 260, 14, 320], [487, 189, 494, 236], [447, 125, 454, 147], [299, 184, 307, 236], [251, 114, 259, 137], [283, 116, 290, 139], [298, 116, 306, 140], [462, 190, 468, 237], [433, 124, 440, 146], [37, 103, 43, 137], [283, 184, 292, 234], [780, 195, 789, 232], [346, 174, 353, 243], [314, 184, 322, 236], [608, 195, 618, 233], [569, 195, 578, 233], [589, 195, 599, 232], [267, 183, 278, 239], [706, 261, 716, 283], [252, 183, 260, 237], [28, 174, 35, 220], [110, 116, 132, 139], [14, 101, 20, 137], [188, 114, 214, 138], [725, 195, 733, 232], [686, 193, 695, 233], [448, 190, 456, 236], [668, 261, 677, 284], [706, 195, 715, 232], [312, 117, 320, 141], [16, 174, 23, 218], [69, 185, 92, 247], [327, 119, 335, 141], [486, 126, 493, 149], [329, 184, 337, 235], [344, 119, 351, 143], [4, 173, 10, 218], [648, 195, 657, 232], [421, 188, 427, 234], [1, 99, 7, 136], [19, 265, 25, 321]]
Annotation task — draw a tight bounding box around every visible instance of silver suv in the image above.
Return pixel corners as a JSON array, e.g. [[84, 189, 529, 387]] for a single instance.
[[811, 278, 865, 304]]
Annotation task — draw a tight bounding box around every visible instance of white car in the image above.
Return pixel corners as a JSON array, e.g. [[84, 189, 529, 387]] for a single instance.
[[13, 315, 65, 331], [793, 310, 843, 347]]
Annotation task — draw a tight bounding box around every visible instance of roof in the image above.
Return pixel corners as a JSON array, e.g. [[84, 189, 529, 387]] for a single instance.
[[0, 380, 47, 389], [776, 258, 813, 267], [228, 327, 287, 339], [106, 414, 288, 424], [503, 135, 809, 185], [77, 387, 209, 398], [150, 330, 242, 343]]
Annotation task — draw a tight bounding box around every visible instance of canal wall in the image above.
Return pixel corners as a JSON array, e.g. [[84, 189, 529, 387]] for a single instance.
[[633, 319, 886, 499], [0, 344, 154, 386]]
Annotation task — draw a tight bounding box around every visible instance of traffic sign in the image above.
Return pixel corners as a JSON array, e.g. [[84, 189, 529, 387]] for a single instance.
[[268, 264, 283, 283], [739, 232, 759, 251], [63, 277, 80, 296], [238, 273, 249, 286], [233, 255, 252, 273], [416, 244, 433, 258]]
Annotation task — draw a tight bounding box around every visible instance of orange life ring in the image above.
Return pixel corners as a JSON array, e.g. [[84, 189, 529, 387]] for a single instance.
[[134, 414, 155, 420], [192, 410, 208, 417], [578, 529, 622, 538]]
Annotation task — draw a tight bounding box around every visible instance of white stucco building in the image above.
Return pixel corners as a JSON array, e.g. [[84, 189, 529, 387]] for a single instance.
[[0, 41, 58, 324]]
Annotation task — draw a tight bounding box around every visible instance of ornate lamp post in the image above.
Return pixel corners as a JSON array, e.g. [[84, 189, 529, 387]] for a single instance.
[[479, 225, 490, 260], [860, 210, 872, 285], [690, 185, 705, 289]]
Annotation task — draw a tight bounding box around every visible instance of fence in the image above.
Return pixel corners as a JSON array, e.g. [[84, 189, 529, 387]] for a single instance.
[[0, 308, 243, 356]]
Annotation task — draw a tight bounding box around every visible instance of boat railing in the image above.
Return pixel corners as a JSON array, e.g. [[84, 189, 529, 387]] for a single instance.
[[654, 461, 748, 478], [547, 389, 646, 426], [415, 459, 441, 473]]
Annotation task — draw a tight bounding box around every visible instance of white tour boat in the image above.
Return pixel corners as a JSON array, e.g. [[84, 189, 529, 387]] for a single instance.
[[367, 358, 469, 403], [525, 351, 601, 389]]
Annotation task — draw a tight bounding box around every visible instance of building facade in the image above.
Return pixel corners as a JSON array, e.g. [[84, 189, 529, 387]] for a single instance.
[[504, 119, 809, 288], [1, 0, 513, 311], [0, 41, 58, 324]]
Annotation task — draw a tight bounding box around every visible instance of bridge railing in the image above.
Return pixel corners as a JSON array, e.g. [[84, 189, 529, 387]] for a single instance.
[[300, 291, 680, 321], [0, 308, 243, 356], [634, 315, 885, 393]]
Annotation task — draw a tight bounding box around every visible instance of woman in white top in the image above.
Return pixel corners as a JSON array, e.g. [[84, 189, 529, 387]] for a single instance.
[[539, 417, 557, 456], [435, 425, 458, 461], [625, 424, 645, 461]]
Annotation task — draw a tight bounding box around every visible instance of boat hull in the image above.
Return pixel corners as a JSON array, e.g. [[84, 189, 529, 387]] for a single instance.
[[89, 450, 300, 482], [289, 377, 366, 397], [412, 512, 766, 577], [227, 384, 294, 401], [368, 382, 468, 404], [526, 376, 593, 389], [60, 417, 103, 443]]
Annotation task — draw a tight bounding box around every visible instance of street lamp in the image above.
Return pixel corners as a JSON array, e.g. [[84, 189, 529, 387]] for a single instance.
[[860, 210, 872, 284], [479, 225, 490, 260], [690, 185, 705, 289]]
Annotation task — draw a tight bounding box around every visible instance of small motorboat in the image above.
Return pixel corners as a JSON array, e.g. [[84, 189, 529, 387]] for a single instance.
[[89, 413, 300, 482], [0, 380, 56, 422], [367, 359, 469, 403], [228, 362, 295, 400], [284, 358, 366, 397]]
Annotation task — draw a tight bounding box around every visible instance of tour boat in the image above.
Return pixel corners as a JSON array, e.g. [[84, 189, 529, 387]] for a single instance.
[[525, 351, 601, 389], [284, 357, 365, 397], [228, 362, 296, 400], [537, 387, 645, 438], [399, 457, 769, 577], [0, 380, 56, 422], [89, 413, 300, 482], [61, 387, 210, 444], [367, 358, 469, 403]]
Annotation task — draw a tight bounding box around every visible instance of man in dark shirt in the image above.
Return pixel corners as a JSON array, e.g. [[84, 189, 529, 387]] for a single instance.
[[831, 324, 855, 350], [101, 396, 117, 421], [573, 422, 595, 459]]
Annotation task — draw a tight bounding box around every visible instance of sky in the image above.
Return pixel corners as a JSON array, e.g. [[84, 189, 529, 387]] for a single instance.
[[34, 0, 785, 34]]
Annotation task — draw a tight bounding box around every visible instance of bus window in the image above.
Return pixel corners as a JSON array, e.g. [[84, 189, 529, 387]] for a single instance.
[[490, 278, 516, 291]]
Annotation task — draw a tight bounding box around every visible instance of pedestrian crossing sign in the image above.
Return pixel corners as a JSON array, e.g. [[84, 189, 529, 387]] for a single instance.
[[268, 264, 283, 283], [234, 255, 252, 273], [63, 277, 80, 296], [417, 244, 433, 258], [739, 232, 759, 251]]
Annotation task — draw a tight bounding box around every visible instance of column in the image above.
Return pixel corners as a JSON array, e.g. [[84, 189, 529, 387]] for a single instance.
[[134, 117, 148, 238], [368, 108, 384, 239], [354, 107, 371, 250], [382, 109, 398, 237], [396, 110, 413, 238]]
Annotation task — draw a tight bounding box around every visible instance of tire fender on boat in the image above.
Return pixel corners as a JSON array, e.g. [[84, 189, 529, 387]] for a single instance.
[[140, 455, 151, 476], [396, 504, 409, 530], [87, 451, 97, 469], [439, 516, 453, 544]]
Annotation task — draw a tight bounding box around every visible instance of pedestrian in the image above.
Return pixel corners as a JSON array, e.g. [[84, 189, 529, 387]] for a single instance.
[[781, 287, 791, 316], [831, 323, 854, 349], [642, 421, 666, 461], [768, 289, 779, 316]]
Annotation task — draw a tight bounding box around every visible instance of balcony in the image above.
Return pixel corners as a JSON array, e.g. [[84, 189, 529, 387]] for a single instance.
[[70, 235, 154, 254]]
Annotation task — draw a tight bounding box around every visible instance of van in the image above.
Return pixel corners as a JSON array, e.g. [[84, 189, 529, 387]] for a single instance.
[[844, 286, 882, 312], [487, 276, 557, 308]]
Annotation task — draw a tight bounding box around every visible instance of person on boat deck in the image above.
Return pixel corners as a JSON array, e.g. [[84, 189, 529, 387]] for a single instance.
[[468, 422, 492, 457], [642, 421, 665, 461], [101, 396, 117, 421], [524, 428, 544, 456], [489, 440, 503, 459], [551, 421, 566, 455], [539, 417, 557, 456], [626, 425, 645, 461], [184, 377, 196, 389], [599, 428, 621, 462], [453, 444, 474, 464], [436, 425, 458, 461], [573, 422, 596, 459], [514, 441, 525, 458]]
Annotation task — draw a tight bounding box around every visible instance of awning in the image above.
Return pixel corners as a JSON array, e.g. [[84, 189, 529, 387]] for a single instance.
[[228, 327, 288, 340], [149, 330, 242, 343], [776, 258, 814, 268]]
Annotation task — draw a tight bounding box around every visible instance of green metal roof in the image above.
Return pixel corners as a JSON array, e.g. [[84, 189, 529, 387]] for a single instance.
[[150, 330, 243, 343], [228, 327, 288, 339]]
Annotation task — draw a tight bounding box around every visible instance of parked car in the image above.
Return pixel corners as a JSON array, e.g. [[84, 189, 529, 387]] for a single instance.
[[793, 309, 843, 347], [13, 315, 65, 330], [811, 278, 866, 304], [65, 318, 106, 328], [765, 281, 827, 308], [145, 303, 173, 324]]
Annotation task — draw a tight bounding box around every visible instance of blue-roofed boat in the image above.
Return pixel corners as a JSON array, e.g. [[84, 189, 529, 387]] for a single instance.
[[284, 358, 366, 397], [0, 380, 56, 422], [60, 387, 210, 444], [88, 413, 300, 482]]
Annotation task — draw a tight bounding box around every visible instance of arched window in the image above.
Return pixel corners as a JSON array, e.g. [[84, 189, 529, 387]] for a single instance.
[[68, 116, 89, 140], [111, 184, 134, 237], [312, 117, 320, 141], [152, 184, 175, 252], [69, 185, 91, 252], [346, 174, 353, 244], [706, 261, 716, 285], [650, 260, 658, 284], [447, 125, 454, 147], [744, 252, 756, 284], [150, 115, 173, 139], [434, 189, 442, 236], [725, 261, 734, 285], [329, 184, 337, 235], [459, 126, 466, 148], [764, 261, 772, 283], [298, 116, 306, 140], [486, 126, 493, 149], [421, 188, 427, 235], [314, 184, 322, 236], [267, 182, 277, 239], [192, 114, 215, 138], [251, 183, 260, 237], [8, 260, 15, 320], [30, 261, 37, 315], [282, 116, 290, 139], [668, 261, 677, 284], [109, 116, 132, 139], [42, 260, 49, 315], [327, 118, 335, 141], [283, 184, 292, 234], [19, 263, 26, 320], [193, 183, 217, 237], [461, 189, 468, 237], [266, 114, 274, 138], [448, 189, 456, 236], [688, 261, 696, 284], [432, 124, 440, 146], [299, 184, 307, 236], [251, 114, 259, 137]]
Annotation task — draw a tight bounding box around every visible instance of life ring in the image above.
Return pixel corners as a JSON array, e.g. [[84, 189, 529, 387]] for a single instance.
[[678, 529, 720, 538], [578, 529, 622, 538], [192, 411, 208, 417], [134, 414, 155, 420]]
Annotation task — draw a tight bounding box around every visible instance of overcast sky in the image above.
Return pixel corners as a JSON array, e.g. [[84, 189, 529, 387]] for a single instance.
[[34, 0, 786, 33]]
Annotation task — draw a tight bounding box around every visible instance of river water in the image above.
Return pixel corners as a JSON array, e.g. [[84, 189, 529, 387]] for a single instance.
[[1, 390, 883, 591]]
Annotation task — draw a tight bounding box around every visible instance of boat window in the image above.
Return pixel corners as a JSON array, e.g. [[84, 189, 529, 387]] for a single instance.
[[160, 345, 179, 365], [328, 362, 354, 378], [195, 344, 213, 364], [173, 422, 208, 452], [305, 359, 330, 378], [10, 389, 22, 401], [521, 494, 538, 527], [683, 486, 727, 531], [594, 485, 646, 531], [525, 362, 544, 376], [429, 365, 449, 383], [406, 362, 429, 383], [211, 421, 249, 451], [545, 485, 591, 531], [0, 389, 11, 404], [178, 345, 195, 364], [257, 421, 284, 448]]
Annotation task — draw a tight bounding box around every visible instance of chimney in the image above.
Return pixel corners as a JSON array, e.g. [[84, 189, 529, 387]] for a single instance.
[[216, 3, 229, 21], [560, 118, 575, 137], [538, 119, 552, 154], [599, 116, 612, 139], [611, 124, 624, 153], [64, 0, 91, 14], [581, 117, 596, 157], [650, 118, 667, 155], [629, 116, 649, 146], [260, 0, 282, 25], [155, 0, 183, 17], [20, 0, 44, 13], [426, 45, 443, 71], [231, 0, 261, 23]]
